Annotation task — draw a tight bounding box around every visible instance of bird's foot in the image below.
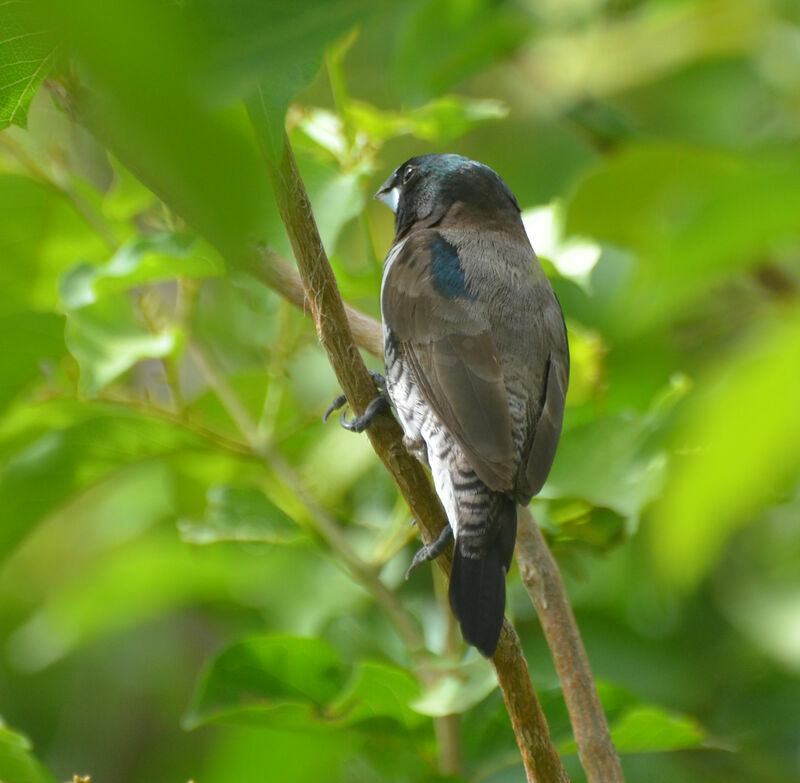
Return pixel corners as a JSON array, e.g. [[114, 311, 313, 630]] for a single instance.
[[405, 525, 453, 579], [323, 371, 391, 432]]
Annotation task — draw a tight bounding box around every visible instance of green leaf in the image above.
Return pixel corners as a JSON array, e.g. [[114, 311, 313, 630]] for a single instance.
[[40, 0, 272, 260], [0, 176, 109, 314], [411, 658, 497, 717], [0, 0, 55, 129], [178, 484, 301, 545], [59, 232, 223, 309], [184, 635, 344, 730], [64, 294, 179, 396], [0, 402, 202, 564], [329, 661, 424, 729], [0, 726, 56, 783], [558, 697, 710, 756], [542, 409, 669, 532], [607, 705, 708, 754], [343, 95, 508, 145], [0, 311, 65, 413], [210, 0, 378, 161], [650, 311, 800, 590], [6, 530, 237, 672], [392, 0, 530, 101], [295, 155, 366, 252], [565, 144, 800, 331]]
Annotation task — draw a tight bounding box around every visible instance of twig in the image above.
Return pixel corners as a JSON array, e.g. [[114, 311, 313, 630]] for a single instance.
[[187, 340, 425, 652], [247, 105, 569, 781], [241, 245, 383, 358], [517, 507, 624, 783]]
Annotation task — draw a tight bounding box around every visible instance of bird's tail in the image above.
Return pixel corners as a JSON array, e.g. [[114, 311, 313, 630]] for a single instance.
[[448, 492, 517, 657]]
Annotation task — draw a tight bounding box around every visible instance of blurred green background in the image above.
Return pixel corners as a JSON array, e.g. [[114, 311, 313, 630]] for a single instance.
[[1, 0, 799, 781]]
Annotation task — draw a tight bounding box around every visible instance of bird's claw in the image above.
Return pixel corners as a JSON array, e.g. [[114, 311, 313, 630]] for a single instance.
[[322, 394, 348, 423], [323, 372, 392, 432], [405, 525, 453, 579]]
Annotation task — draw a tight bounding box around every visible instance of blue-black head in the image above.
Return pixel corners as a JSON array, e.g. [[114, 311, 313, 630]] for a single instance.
[[375, 154, 521, 239]]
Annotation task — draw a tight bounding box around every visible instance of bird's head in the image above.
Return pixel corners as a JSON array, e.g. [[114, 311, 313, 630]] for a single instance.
[[375, 154, 521, 238]]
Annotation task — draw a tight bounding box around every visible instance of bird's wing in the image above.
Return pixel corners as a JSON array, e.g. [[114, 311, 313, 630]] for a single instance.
[[520, 349, 568, 499], [382, 231, 515, 491]]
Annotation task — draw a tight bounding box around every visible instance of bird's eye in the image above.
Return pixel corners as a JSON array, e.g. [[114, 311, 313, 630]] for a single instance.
[[402, 166, 415, 184]]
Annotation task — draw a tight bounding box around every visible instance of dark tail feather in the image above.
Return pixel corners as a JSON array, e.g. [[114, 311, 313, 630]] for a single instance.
[[448, 496, 517, 658]]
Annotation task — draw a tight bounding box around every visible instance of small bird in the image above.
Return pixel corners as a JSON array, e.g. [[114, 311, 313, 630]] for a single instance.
[[329, 154, 569, 657]]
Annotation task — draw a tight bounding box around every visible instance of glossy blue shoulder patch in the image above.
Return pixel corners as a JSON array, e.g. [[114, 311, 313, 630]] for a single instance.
[[431, 236, 476, 300]]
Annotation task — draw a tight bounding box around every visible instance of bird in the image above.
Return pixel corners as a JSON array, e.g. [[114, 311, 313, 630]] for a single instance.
[[327, 153, 569, 657]]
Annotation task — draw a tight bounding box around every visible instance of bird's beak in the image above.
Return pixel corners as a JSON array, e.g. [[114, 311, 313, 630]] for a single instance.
[[375, 176, 400, 213]]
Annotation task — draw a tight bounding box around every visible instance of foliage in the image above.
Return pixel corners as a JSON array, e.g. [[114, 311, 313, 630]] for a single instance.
[[0, 1, 798, 782]]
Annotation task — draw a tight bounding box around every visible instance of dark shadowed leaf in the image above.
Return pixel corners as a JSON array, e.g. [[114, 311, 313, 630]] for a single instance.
[[184, 635, 344, 729], [542, 410, 669, 531], [391, 0, 530, 101]]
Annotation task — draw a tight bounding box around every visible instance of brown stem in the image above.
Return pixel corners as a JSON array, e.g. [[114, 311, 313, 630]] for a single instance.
[[250, 117, 569, 782], [242, 245, 383, 358], [187, 340, 425, 653], [517, 507, 624, 783]]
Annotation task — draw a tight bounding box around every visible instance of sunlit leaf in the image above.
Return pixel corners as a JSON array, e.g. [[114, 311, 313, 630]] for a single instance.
[[64, 293, 179, 396], [0, 175, 109, 314], [558, 702, 709, 755], [608, 705, 708, 754], [178, 483, 301, 545], [411, 658, 497, 717], [184, 635, 344, 729], [0, 0, 55, 129], [565, 143, 800, 331], [651, 311, 800, 589], [344, 95, 508, 145], [59, 233, 223, 308], [0, 726, 56, 783], [520, 0, 765, 103]]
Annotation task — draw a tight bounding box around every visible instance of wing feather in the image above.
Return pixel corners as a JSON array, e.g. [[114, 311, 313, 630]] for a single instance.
[[382, 231, 515, 490]]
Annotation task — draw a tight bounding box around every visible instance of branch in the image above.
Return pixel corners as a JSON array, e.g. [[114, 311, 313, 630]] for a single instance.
[[242, 246, 383, 358], [249, 109, 569, 781], [517, 507, 624, 783]]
